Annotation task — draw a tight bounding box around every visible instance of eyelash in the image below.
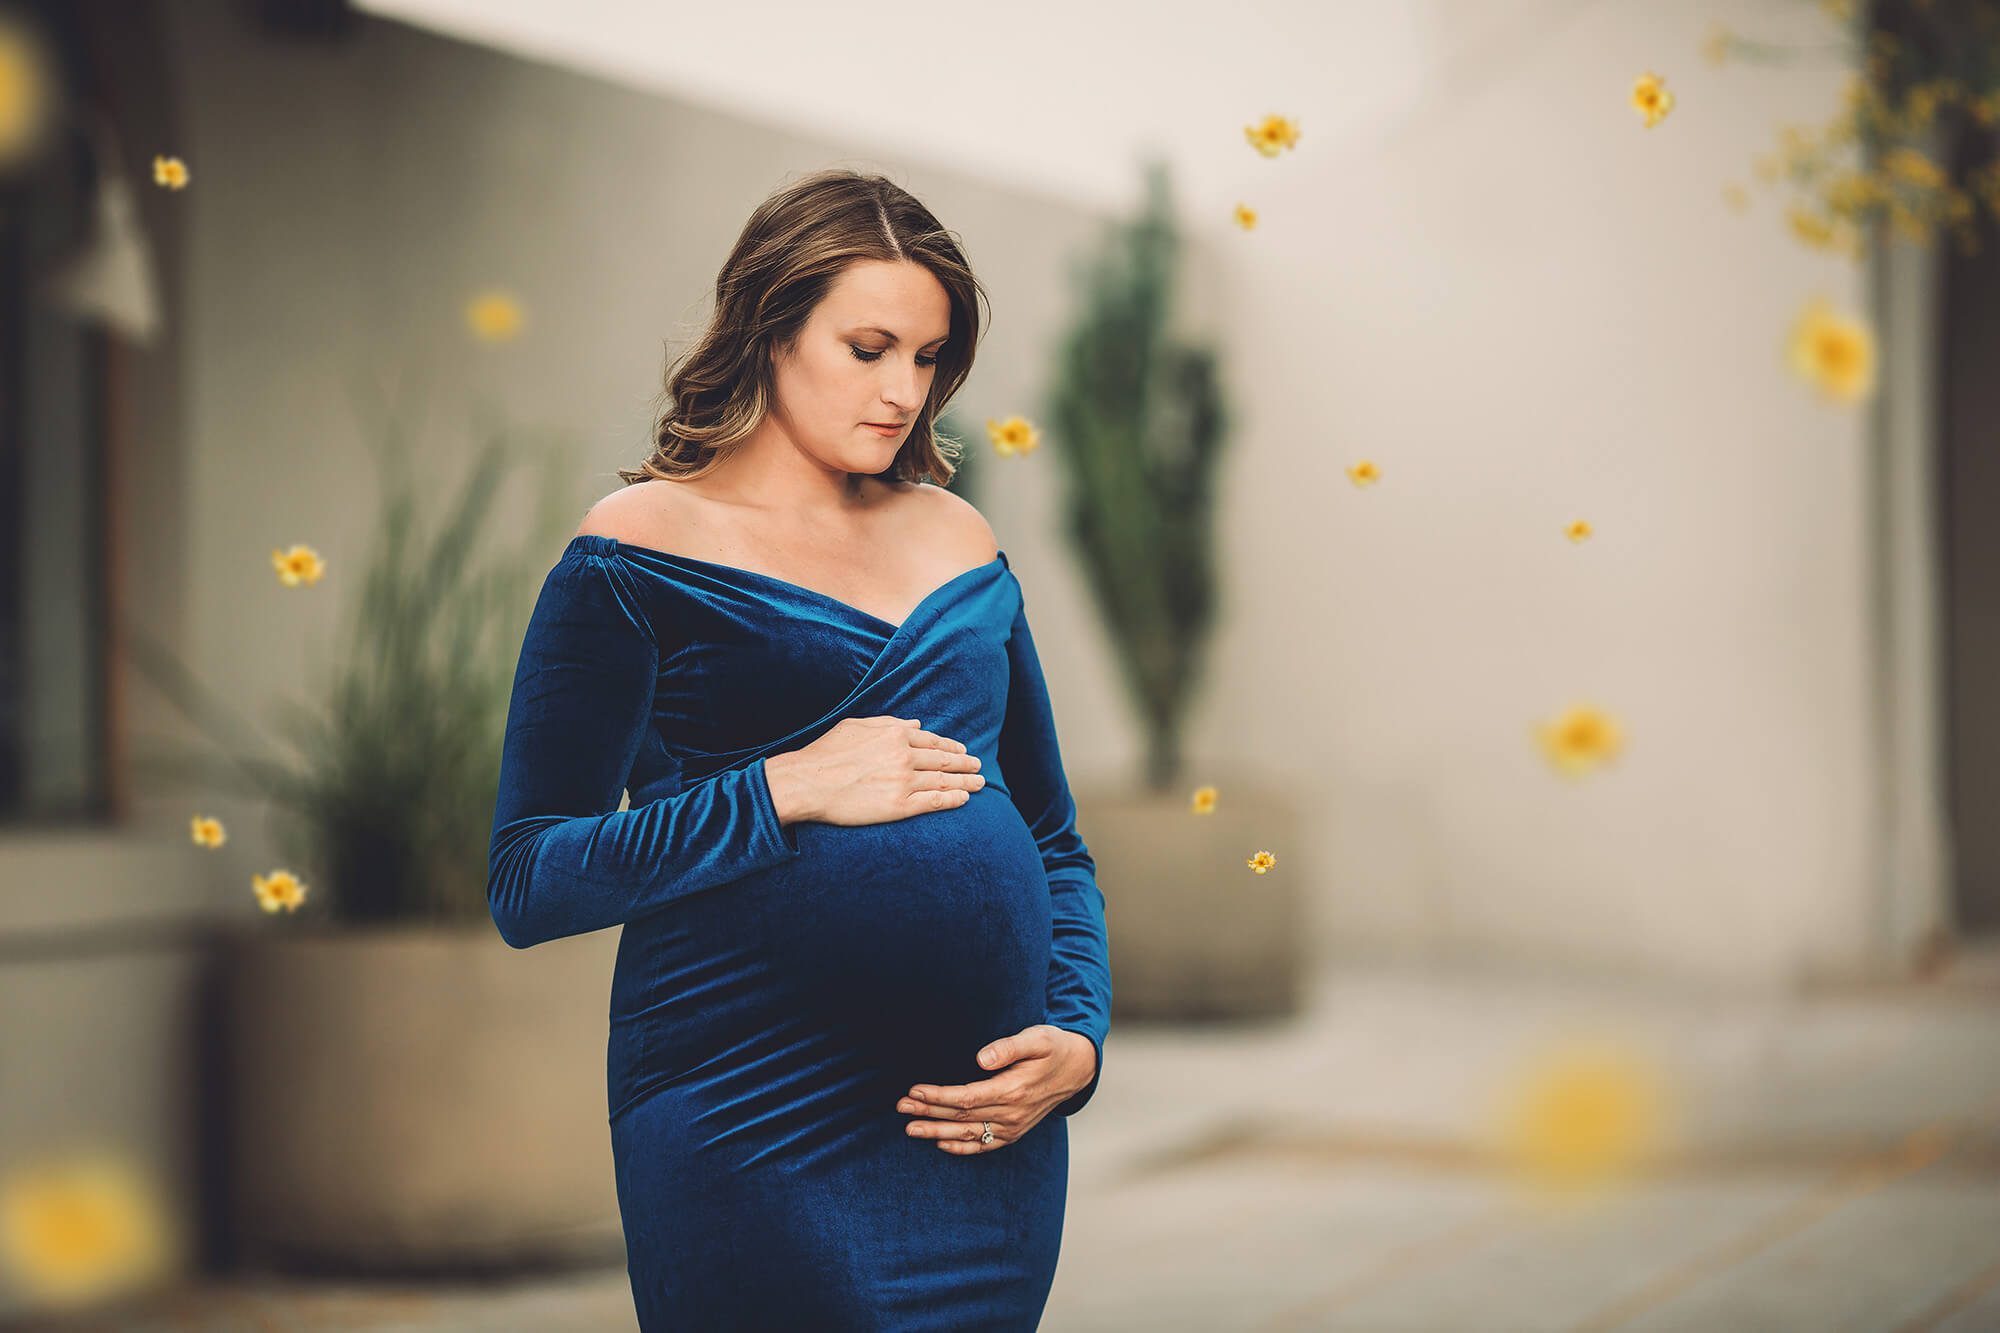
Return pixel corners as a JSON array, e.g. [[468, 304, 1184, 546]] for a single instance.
[[850, 346, 940, 368]]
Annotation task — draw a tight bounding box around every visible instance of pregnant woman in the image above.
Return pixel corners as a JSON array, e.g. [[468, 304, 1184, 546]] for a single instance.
[[486, 168, 1112, 1330]]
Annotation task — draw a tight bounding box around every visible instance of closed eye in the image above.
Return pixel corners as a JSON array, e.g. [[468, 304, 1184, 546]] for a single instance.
[[851, 346, 939, 368]]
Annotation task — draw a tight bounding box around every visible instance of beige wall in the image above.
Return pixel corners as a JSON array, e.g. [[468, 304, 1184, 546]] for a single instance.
[[1188, 2, 1888, 984]]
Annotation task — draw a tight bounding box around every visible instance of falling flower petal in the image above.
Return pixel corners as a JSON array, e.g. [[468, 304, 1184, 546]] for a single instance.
[[251, 868, 309, 914], [1243, 114, 1301, 158], [465, 290, 526, 342], [985, 415, 1040, 457], [1347, 459, 1379, 487], [1566, 519, 1593, 543], [1190, 785, 1218, 814], [1533, 703, 1625, 777], [1246, 849, 1277, 874], [0, 1150, 175, 1310], [1786, 295, 1876, 403], [269, 544, 325, 587], [1233, 202, 1258, 230], [189, 815, 226, 848], [151, 154, 188, 189], [1492, 1034, 1674, 1206], [0, 12, 56, 169], [1631, 73, 1675, 128]]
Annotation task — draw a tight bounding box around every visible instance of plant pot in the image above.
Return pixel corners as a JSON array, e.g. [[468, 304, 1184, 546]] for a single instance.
[[1076, 777, 1305, 1020], [221, 921, 623, 1273]]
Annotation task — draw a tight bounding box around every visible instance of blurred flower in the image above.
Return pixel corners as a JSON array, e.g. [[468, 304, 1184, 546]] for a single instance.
[[1722, 182, 1750, 213], [1493, 1035, 1672, 1203], [1245, 849, 1276, 874], [1881, 145, 1946, 190], [252, 868, 309, 913], [270, 543, 325, 587], [465, 290, 525, 342], [1566, 519, 1592, 543], [151, 155, 188, 190], [1190, 784, 1218, 814], [1233, 202, 1258, 230], [1533, 703, 1625, 777], [1631, 72, 1675, 128], [0, 11, 56, 169], [1786, 204, 1854, 254], [1701, 23, 1731, 67], [1243, 113, 1301, 158], [1347, 459, 1379, 487], [1786, 296, 1876, 403], [0, 1151, 175, 1310], [189, 814, 226, 848], [986, 415, 1040, 457]]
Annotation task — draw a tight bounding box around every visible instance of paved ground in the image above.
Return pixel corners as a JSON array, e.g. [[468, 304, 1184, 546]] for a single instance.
[[31, 949, 2000, 1331]]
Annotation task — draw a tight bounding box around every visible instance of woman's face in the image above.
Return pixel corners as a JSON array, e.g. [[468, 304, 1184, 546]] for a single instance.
[[768, 259, 951, 475]]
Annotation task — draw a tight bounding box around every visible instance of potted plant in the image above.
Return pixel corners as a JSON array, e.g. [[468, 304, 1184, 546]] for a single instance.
[[1042, 158, 1304, 1019], [125, 376, 624, 1272]]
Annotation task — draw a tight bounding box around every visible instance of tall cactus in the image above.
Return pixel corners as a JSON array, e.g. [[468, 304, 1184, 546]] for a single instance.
[[1043, 158, 1231, 791]]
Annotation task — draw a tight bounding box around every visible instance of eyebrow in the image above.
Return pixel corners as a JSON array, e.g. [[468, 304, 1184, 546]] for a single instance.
[[851, 325, 950, 348]]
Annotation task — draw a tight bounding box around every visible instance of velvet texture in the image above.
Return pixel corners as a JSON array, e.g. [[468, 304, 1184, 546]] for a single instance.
[[487, 533, 1112, 1330]]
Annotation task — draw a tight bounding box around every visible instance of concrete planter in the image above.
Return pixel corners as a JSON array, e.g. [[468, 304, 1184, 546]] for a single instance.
[[221, 922, 624, 1273], [1077, 779, 1305, 1020]]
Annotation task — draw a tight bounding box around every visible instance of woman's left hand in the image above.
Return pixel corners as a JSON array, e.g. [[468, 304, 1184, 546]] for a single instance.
[[896, 1025, 1096, 1153]]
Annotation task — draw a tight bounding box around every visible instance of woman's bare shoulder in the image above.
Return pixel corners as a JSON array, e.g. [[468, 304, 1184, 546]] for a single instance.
[[899, 480, 1000, 565], [574, 478, 701, 547]]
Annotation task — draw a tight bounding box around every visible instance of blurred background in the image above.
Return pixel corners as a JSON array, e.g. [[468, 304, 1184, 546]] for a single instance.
[[3, 0, 1999, 1327]]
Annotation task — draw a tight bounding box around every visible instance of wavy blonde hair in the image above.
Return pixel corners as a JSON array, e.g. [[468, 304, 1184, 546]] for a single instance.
[[618, 169, 988, 488]]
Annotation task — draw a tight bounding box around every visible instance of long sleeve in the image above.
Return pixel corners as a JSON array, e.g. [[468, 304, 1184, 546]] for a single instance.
[[487, 547, 800, 949], [997, 588, 1112, 1117]]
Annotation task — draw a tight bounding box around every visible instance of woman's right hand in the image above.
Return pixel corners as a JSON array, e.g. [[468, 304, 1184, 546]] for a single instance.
[[762, 717, 984, 827]]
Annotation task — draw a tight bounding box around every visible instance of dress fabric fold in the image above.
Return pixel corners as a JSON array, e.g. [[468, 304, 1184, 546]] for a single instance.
[[488, 532, 1112, 1331]]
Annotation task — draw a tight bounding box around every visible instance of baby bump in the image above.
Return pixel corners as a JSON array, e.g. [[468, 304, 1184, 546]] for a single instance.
[[608, 786, 1054, 1117]]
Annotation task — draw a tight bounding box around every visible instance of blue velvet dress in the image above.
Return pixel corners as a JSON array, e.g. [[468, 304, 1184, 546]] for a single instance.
[[487, 532, 1112, 1330]]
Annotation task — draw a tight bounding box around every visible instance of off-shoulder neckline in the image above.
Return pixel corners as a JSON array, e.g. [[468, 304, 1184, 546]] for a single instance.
[[565, 533, 1009, 635]]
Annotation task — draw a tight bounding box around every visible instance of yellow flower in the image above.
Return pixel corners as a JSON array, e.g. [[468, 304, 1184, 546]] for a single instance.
[[151, 154, 188, 189], [1700, 23, 1730, 67], [1533, 703, 1625, 777], [1786, 296, 1877, 404], [252, 868, 309, 914], [1245, 849, 1277, 874], [1721, 182, 1750, 214], [985, 415, 1040, 457], [0, 13, 55, 168], [1243, 114, 1301, 158], [465, 290, 525, 342], [1786, 204, 1842, 250], [1233, 202, 1258, 230], [0, 1151, 175, 1309], [1824, 170, 1884, 217], [189, 815, 226, 848], [1566, 519, 1593, 543], [1882, 146, 1945, 190], [1630, 73, 1675, 128], [1347, 459, 1379, 487], [1493, 1036, 1672, 1203], [269, 543, 325, 587], [1190, 785, 1218, 815]]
